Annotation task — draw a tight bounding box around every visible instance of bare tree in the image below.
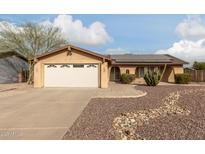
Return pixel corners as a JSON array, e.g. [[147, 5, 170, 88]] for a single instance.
[[0, 22, 67, 84]]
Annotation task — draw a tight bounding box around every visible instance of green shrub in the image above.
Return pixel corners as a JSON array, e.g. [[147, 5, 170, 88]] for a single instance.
[[175, 73, 191, 84], [144, 71, 161, 86], [120, 74, 136, 84]]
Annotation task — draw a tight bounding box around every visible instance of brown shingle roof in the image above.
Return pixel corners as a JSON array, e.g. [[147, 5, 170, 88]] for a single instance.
[[110, 54, 188, 65], [35, 44, 188, 65]]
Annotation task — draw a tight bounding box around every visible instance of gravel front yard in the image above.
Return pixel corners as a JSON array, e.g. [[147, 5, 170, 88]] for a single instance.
[[63, 85, 205, 140]]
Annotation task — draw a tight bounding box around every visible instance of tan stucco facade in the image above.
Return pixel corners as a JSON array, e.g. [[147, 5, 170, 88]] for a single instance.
[[109, 65, 184, 83], [101, 62, 109, 88], [34, 45, 186, 88], [119, 66, 136, 74], [167, 66, 184, 83], [34, 48, 109, 88]]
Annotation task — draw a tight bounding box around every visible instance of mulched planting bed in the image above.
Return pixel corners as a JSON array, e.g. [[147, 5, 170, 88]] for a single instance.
[[63, 85, 205, 140]]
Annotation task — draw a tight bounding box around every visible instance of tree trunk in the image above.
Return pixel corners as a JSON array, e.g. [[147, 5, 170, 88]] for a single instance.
[[27, 60, 35, 84]]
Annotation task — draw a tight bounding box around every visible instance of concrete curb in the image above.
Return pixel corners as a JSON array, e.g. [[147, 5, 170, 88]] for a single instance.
[[92, 91, 147, 99]]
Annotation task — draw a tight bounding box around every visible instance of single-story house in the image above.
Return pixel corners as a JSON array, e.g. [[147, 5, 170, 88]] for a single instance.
[[0, 51, 28, 83], [34, 44, 188, 88]]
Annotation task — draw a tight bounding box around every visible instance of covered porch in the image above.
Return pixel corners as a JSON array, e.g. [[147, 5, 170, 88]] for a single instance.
[[109, 65, 184, 83]]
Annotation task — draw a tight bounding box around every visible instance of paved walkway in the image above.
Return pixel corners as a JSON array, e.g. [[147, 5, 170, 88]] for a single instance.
[[0, 83, 145, 139], [94, 82, 146, 98]]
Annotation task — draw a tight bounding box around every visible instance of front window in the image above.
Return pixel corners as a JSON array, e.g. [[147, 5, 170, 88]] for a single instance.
[[60, 64, 70, 68], [126, 69, 130, 74], [47, 64, 57, 68], [87, 64, 97, 68], [73, 64, 84, 68]]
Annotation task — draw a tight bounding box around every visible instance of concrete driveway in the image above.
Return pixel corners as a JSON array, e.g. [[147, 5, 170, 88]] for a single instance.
[[0, 83, 145, 140]]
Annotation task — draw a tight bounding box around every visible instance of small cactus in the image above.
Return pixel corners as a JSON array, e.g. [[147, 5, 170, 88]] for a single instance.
[[144, 71, 161, 86]]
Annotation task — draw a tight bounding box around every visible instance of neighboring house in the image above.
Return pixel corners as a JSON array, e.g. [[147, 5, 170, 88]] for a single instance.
[[0, 51, 28, 83], [34, 45, 188, 88]]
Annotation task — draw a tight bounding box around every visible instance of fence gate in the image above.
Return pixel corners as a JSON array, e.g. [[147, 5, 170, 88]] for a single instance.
[[184, 68, 205, 82]]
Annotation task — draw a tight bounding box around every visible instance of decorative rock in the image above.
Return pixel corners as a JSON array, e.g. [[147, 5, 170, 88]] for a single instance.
[[112, 89, 205, 140]]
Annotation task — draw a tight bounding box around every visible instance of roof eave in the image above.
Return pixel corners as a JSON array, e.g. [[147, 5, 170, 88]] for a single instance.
[[35, 44, 111, 61], [165, 54, 189, 65], [112, 62, 185, 65]]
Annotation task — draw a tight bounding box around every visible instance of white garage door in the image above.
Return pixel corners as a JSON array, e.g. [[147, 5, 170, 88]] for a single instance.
[[44, 64, 99, 87]]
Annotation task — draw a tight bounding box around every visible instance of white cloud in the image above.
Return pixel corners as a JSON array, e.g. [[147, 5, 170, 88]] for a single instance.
[[105, 47, 129, 54], [176, 15, 205, 40], [156, 39, 205, 62], [156, 15, 205, 63], [41, 15, 112, 46]]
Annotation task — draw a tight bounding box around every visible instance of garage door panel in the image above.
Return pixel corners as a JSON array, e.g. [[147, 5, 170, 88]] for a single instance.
[[44, 64, 98, 87]]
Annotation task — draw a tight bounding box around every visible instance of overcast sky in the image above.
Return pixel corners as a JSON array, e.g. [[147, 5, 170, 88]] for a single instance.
[[0, 14, 205, 63]]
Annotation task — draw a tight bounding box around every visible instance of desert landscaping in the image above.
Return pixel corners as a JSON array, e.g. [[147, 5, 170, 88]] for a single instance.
[[64, 85, 205, 140]]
